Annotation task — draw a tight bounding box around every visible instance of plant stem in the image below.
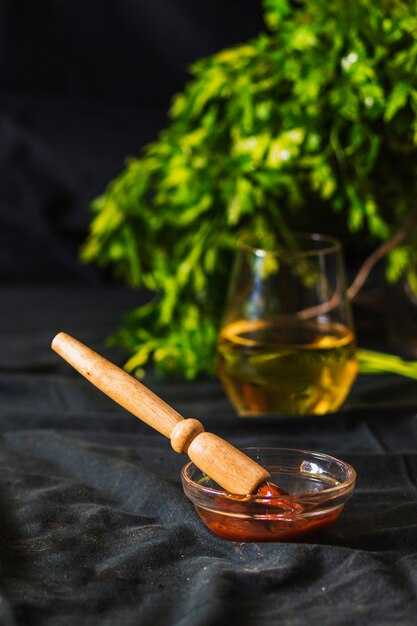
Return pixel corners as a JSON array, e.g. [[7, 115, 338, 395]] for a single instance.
[[347, 227, 408, 300], [358, 348, 417, 380]]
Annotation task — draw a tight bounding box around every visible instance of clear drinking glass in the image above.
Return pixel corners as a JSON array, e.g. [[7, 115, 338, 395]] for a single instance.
[[216, 234, 358, 416]]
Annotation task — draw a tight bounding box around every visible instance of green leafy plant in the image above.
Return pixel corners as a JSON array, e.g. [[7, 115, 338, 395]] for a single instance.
[[82, 0, 417, 378]]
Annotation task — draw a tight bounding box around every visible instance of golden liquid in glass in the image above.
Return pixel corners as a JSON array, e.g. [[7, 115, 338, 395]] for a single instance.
[[216, 319, 358, 416]]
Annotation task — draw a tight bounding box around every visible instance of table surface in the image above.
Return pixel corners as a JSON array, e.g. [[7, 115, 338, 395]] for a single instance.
[[1, 285, 416, 626]]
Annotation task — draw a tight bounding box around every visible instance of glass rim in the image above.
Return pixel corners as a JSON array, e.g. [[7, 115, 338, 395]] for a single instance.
[[237, 232, 342, 258], [181, 447, 356, 501]]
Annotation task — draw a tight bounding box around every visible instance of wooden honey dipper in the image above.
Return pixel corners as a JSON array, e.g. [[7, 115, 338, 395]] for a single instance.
[[51, 332, 286, 497]]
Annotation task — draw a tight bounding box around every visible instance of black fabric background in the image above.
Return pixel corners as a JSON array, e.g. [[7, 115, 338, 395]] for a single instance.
[[0, 0, 264, 283], [0, 286, 416, 625], [0, 2, 417, 625]]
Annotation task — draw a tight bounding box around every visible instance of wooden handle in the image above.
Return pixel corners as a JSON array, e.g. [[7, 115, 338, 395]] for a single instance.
[[51, 332, 270, 495]]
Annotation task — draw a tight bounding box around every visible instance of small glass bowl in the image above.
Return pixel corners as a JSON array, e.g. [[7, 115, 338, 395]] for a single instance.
[[181, 448, 356, 542]]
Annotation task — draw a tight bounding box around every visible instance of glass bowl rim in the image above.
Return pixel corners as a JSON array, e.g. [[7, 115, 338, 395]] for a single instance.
[[181, 447, 356, 501], [237, 232, 342, 258]]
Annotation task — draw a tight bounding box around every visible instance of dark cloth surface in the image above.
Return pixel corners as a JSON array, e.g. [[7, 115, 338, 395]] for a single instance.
[[0, 286, 416, 625]]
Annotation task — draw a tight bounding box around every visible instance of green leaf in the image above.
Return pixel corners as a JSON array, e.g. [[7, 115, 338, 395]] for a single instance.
[[227, 177, 253, 225], [384, 82, 411, 122], [263, 0, 291, 31], [386, 246, 410, 282]]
